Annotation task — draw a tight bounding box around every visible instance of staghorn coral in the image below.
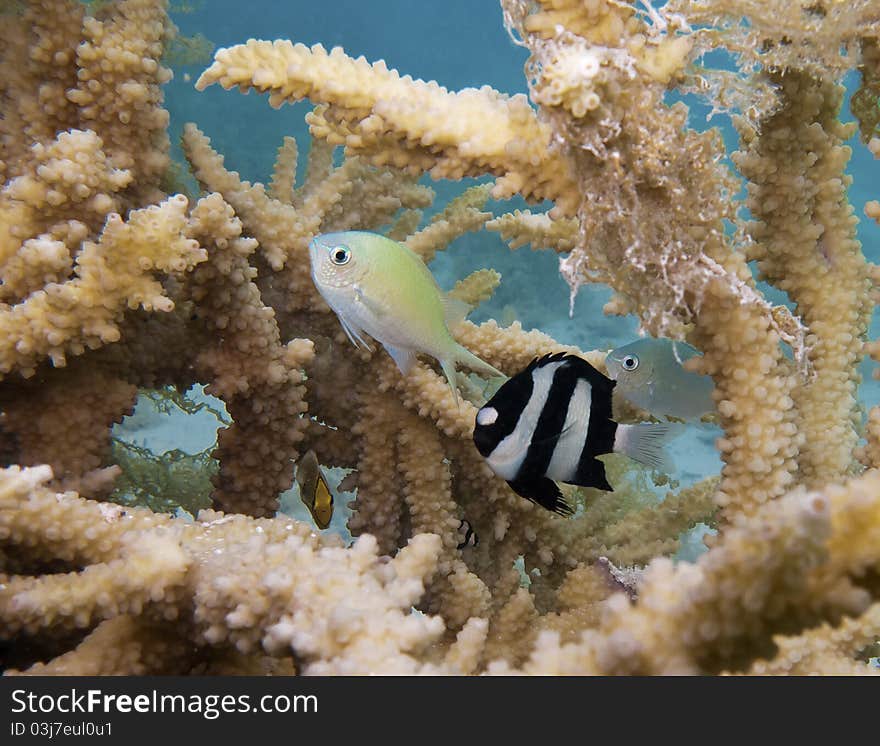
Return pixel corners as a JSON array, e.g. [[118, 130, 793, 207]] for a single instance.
[[0, 465, 458, 675], [0, 0, 174, 205], [0, 0, 210, 515], [3, 0, 880, 677], [194, 39, 579, 212], [743, 602, 880, 676], [668, 0, 880, 77], [852, 37, 880, 144], [194, 2, 810, 523], [483, 467, 880, 675], [183, 193, 314, 517], [0, 193, 204, 377], [486, 210, 578, 254], [732, 71, 870, 488]]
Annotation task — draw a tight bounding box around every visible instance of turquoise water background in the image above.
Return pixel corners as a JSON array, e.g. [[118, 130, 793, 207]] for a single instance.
[[116, 1, 880, 538]]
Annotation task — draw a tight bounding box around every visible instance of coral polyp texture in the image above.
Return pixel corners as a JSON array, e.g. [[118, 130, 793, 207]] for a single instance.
[[2, 0, 880, 675]]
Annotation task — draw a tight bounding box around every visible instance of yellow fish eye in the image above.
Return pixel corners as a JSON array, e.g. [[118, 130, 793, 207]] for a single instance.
[[329, 245, 351, 265], [622, 354, 639, 371]]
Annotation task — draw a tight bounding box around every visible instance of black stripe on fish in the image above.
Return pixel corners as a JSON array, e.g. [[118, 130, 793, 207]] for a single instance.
[[472, 356, 537, 457], [535, 353, 617, 492], [572, 362, 617, 491], [457, 519, 479, 549], [519, 355, 581, 480]]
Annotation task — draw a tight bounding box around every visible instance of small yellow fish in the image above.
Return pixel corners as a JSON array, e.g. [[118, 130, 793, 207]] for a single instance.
[[309, 231, 503, 400], [295, 450, 333, 529]]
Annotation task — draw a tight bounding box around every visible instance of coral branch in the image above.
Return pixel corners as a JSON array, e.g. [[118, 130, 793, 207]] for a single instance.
[[196, 40, 578, 210]]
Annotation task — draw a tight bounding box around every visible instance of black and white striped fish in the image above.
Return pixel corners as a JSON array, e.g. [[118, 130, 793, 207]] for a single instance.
[[472, 353, 680, 516], [457, 519, 479, 549]]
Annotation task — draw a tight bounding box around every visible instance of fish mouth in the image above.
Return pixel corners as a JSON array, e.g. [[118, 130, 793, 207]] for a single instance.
[[308, 236, 324, 265], [308, 237, 327, 286]]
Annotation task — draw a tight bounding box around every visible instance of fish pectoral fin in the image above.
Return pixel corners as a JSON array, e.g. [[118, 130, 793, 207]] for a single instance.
[[507, 477, 573, 517], [385, 344, 417, 375], [529, 421, 576, 448]]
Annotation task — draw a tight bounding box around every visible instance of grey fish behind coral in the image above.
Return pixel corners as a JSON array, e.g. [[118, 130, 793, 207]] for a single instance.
[[605, 338, 715, 421]]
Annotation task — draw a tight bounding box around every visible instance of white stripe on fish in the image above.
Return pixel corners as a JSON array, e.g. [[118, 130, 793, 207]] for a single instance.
[[546, 378, 591, 482], [485, 360, 563, 481]]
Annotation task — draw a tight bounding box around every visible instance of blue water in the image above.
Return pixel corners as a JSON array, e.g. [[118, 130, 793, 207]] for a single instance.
[[117, 1, 880, 534]]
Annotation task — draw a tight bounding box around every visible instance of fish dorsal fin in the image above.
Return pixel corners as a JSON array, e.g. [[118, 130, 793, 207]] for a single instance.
[[441, 294, 472, 330], [295, 450, 319, 493], [385, 344, 417, 375]]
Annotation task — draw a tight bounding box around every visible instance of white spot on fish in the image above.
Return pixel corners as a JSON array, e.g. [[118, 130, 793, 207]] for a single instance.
[[476, 406, 498, 426]]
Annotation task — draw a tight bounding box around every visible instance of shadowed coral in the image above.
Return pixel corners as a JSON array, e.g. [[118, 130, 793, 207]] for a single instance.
[[183, 193, 314, 517], [852, 38, 880, 143], [0, 193, 204, 377], [744, 603, 880, 676], [0, 365, 137, 485]]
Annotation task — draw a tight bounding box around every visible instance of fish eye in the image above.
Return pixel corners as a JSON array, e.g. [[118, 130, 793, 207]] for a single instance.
[[622, 355, 639, 371], [329, 246, 351, 265]]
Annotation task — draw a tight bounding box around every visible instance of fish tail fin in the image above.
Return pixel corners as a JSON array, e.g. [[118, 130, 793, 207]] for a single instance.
[[440, 358, 460, 407], [454, 344, 504, 380], [614, 422, 684, 474]]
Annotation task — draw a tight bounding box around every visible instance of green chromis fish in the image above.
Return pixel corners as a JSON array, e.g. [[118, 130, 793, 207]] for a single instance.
[[295, 450, 333, 529], [309, 231, 503, 398], [604, 338, 715, 421]]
